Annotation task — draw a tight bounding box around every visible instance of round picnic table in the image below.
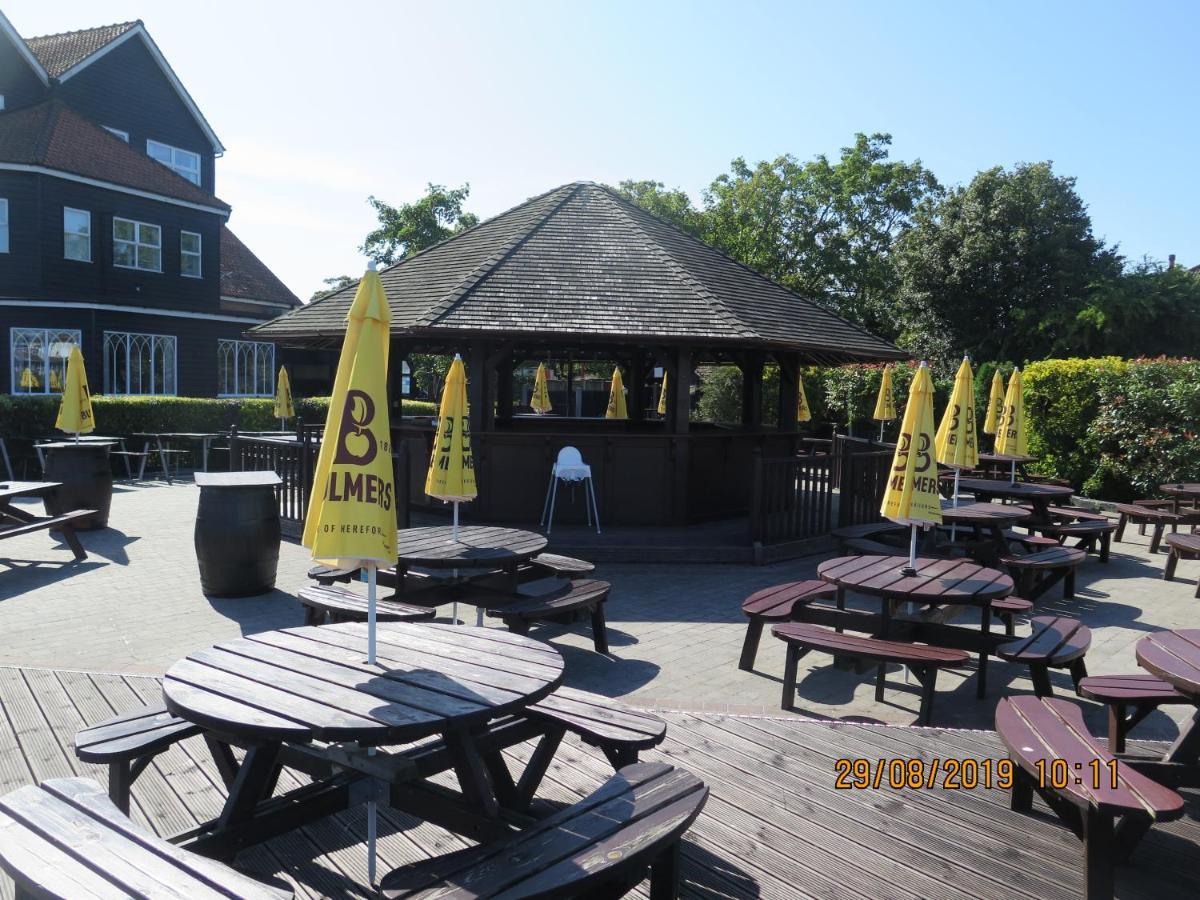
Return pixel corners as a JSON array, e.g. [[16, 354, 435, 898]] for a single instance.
[[956, 477, 1073, 524], [936, 500, 1030, 564], [163, 622, 565, 849], [1135, 629, 1200, 767], [816, 554, 1014, 697], [395, 525, 547, 569], [1160, 483, 1200, 514]]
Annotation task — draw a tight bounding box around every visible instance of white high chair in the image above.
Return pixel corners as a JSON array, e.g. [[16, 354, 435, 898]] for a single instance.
[[540, 446, 600, 534]]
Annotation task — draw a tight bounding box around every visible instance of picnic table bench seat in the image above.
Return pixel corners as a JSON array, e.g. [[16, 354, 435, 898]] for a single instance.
[[831, 521, 903, 550], [1112, 503, 1187, 553], [0, 509, 94, 561], [526, 552, 595, 580], [997, 615, 1091, 697], [295, 584, 437, 625], [1033, 519, 1118, 563], [772, 623, 969, 725], [108, 448, 151, 479], [486, 579, 611, 653], [1001, 529, 1060, 551], [1043, 505, 1110, 523], [841, 537, 906, 556], [996, 695, 1184, 900], [0, 777, 291, 899], [1078, 673, 1193, 753], [380, 761, 707, 900], [306, 563, 356, 585], [1163, 533, 1200, 598], [990, 595, 1033, 636], [738, 580, 837, 671], [1000, 546, 1086, 600]]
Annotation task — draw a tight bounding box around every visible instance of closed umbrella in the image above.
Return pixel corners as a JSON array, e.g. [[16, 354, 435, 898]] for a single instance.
[[425, 354, 477, 626], [873, 365, 897, 441], [994, 367, 1027, 483], [983, 370, 1005, 439], [55, 347, 95, 442], [657, 370, 668, 416], [274, 366, 295, 431], [880, 362, 942, 574], [530, 363, 552, 415], [50, 369, 62, 392], [605, 367, 628, 419], [301, 263, 395, 887], [19, 368, 37, 392], [935, 357, 979, 539], [796, 374, 812, 423]]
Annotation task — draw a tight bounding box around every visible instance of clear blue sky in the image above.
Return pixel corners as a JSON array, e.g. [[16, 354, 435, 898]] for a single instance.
[[7, 0, 1198, 299]]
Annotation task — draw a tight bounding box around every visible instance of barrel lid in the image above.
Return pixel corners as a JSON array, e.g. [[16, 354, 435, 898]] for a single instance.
[[195, 471, 282, 487]]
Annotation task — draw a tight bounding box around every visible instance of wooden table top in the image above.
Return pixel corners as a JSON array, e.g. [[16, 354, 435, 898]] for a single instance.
[[939, 500, 1028, 525], [1161, 483, 1200, 498], [977, 452, 1036, 464], [817, 555, 1014, 605], [1136, 630, 1200, 699], [163, 622, 564, 746], [957, 478, 1073, 501], [396, 526, 547, 569], [0, 481, 60, 503]]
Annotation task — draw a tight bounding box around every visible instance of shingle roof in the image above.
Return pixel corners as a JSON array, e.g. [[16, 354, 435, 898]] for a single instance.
[[23, 21, 138, 78], [220, 226, 301, 307], [0, 100, 229, 212], [252, 182, 905, 363]]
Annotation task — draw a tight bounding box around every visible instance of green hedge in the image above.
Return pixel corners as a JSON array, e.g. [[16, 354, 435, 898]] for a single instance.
[[0, 396, 438, 441], [696, 356, 1200, 501]]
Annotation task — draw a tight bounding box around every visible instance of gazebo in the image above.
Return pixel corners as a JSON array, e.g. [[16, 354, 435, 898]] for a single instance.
[[252, 182, 905, 527]]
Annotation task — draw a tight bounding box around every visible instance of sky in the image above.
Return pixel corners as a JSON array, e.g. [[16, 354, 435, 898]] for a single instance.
[[7, 0, 1199, 300]]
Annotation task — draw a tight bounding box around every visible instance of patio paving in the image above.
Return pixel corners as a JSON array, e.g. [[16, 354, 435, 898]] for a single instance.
[[0, 480, 1195, 737]]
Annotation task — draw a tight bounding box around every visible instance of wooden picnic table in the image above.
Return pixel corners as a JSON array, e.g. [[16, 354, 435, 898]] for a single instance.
[[162, 621, 565, 856], [133, 431, 222, 481], [1133, 629, 1200, 786], [936, 500, 1029, 564], [1160, 483, 1200, 514], [815, 554, 1014, 697], [956, 477, 1073, 524], [0, 480, 89, 560]]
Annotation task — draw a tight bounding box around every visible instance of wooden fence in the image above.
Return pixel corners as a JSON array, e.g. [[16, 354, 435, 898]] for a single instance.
[[833, 434, 892, 528], [749, 450, 834, 545], [229, 424, 410, 532]]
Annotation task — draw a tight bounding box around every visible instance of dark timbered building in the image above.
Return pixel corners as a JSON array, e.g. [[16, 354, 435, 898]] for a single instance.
[[0, 12, 299, 397]]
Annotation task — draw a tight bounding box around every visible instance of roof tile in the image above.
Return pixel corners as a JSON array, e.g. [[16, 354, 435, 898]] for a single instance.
[[23, 21, 138, 77], [220, 226, 300, 306]]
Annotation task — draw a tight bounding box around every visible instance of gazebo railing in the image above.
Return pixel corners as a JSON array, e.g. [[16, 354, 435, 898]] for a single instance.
[[834, 435, 892, 528], [749, 450, 834, 545]]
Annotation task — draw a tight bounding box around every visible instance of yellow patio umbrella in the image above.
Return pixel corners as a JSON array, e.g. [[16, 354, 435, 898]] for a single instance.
[[605, 367, 628, 419], [796, 374, 812, 423], [983, 369, 1005, 437], [274, 366, 295, 430], [872, 365, 897, 440], [657, 370, 668, 416], [935, 357, 979, 538], [303, 263, 396, 664], [301, 263, 395, 886], [880, 361, 942, 574], [19, 367, 37, 392], [530, 363, 552, 414], [994, 367, 1028, 482], [55, 347, 95, 441], [50, 369, 63, 392]]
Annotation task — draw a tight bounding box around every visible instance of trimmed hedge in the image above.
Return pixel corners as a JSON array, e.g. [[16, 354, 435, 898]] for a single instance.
[[0, 395, 438, 441], [696, 356, 1199, 501]]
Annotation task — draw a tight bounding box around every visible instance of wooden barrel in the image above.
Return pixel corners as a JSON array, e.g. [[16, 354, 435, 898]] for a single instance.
[[42, 442, 114, 530], [194, 472, 281, 597]]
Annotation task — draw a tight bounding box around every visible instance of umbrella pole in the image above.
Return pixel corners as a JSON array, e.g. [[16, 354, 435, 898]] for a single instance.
[[903, 526, 918, 576], [1010, 459, 1017, 484], [950, 468, 960, 542], [367, 766, 378, 886], [366, 562, 377, 666]]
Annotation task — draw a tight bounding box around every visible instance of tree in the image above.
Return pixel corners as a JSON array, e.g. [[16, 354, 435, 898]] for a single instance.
[[612, 180, 702, 235], [893, 162, 1122, 362], [699, 134, 941, 334], [360, 183, 480, 265], [308, 275, 354, 303], [1067, 259, 1200, 358]]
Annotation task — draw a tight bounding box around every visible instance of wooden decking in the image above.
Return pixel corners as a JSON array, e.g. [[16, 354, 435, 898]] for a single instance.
[[1, 664, 1197, 898]]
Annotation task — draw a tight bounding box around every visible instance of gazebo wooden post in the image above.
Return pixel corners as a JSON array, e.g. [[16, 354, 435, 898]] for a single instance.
[[630, 351, 647, 422], [740, 351, 765, 429], [777, 353, 800, 432], [565, 359, 575, 416], [496, 356, 514, 425], [669, 346, 692, 524], [467, 341, 490, 434]]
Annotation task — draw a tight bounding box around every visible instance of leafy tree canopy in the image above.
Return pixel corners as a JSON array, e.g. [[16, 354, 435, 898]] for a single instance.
[[361, 183, 480, 266], [308, 274, 354, 303]]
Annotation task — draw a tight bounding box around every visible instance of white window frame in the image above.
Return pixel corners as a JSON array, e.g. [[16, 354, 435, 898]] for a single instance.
[[63, 207, 91, 262], [217, 339, 274, 397], [180, 230, 202, 278], [146, 139, 201, 185], [10, 328, 81, 395], [103, 126, 129, 141], [0, 198, 8, 253], [102, 331, 177, 396], [112, 217, 161, 272]]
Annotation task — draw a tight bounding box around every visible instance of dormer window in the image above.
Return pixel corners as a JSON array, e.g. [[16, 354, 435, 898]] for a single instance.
[[146, 139, 200, 186]]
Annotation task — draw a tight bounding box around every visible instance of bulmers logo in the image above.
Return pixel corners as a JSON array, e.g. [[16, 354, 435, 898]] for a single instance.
[[333, 390, 377, 466]]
